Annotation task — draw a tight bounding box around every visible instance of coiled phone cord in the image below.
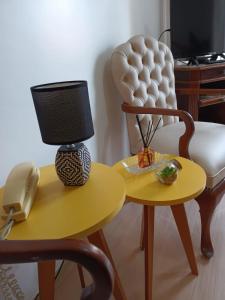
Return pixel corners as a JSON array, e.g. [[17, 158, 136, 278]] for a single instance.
[[0, 208, 15, 240]]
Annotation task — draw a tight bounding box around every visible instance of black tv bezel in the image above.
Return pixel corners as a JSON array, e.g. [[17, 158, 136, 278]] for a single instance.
[[170, 0, 224, 60], [170, 32, 217, 60]]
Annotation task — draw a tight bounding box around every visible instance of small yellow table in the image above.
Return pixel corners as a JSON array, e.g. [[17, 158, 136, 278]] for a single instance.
[[0, 163, 127, 300], [113, 155, 206, 300]]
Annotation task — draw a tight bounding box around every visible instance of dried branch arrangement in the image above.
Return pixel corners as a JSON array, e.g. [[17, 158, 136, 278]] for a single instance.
[[136, 115, 161, 148]]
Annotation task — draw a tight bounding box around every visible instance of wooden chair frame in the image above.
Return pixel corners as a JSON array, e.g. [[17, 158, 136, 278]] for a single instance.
[[0, 239, 114, 300]]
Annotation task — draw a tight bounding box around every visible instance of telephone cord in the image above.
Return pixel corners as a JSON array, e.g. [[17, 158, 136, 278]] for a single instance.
[[0, 208, 15, 240]]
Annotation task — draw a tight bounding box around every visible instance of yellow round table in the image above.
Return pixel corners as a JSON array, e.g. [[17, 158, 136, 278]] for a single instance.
[[113, 155, 206, 300], [0, 163, 127, 300]]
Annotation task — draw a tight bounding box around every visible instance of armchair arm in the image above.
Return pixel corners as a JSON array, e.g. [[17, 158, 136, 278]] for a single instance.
[[122, 102, 195, 159], [0, 239, 113, 300]]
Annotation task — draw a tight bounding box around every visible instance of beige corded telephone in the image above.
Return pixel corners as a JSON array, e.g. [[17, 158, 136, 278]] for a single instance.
[[2, 162, 40, 222], [0, 162, 40, 240]]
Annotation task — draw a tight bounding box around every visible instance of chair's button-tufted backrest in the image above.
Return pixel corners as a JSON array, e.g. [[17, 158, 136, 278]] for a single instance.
[[111, 35, 179, 154]]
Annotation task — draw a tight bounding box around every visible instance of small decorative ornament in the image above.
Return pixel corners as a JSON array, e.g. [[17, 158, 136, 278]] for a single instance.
[[156, 159, 182, 185], [136, 115, 161, 168]]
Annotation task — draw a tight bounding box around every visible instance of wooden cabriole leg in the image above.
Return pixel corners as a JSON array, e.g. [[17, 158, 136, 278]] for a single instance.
[[38, 260, 55, 300], [88, 229, 127, 300], [144, 205, 155, 300], [196, 179, 225, 259], [196, 190, 215, 259], [171, 204, 198, 275]]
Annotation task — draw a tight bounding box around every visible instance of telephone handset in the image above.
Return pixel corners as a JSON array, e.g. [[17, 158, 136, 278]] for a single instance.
[[2, 162, 40, 222]]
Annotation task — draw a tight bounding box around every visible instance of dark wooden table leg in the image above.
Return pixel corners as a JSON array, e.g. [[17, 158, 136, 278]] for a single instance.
[[88, 229, 127, 300], [144, 205, 155, 300], [171, 204, 198, 275], [38, 260, 55, 300]]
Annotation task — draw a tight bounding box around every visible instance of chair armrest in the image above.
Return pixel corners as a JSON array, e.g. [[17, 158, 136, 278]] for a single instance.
[[176, 87, 225, 96], [122, 102, 195, 159], [0, 239, 113, 300]]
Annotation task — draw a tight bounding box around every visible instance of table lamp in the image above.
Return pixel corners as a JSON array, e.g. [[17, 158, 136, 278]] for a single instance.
[[31, 81, 94, 186]]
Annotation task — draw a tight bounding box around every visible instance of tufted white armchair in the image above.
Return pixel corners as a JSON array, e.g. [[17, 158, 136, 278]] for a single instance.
[[111, 35, 225, 258]]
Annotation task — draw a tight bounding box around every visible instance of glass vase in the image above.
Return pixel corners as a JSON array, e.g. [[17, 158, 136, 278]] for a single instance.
[[138, 147, 155, 168]]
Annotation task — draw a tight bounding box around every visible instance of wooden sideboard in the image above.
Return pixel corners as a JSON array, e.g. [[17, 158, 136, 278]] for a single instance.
[[175, 62, 225, 124]]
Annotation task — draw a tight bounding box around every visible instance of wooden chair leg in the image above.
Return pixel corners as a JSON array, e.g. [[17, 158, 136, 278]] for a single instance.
[[196, 180, 225, 258], [196, 191, 215, 259], [77, 264, 85, 288], [88, 229, 127, 300], [38, 260, 55, 300], [144, 205, 155, 300], [140, 206, 145, 250], [171, 204, 198, 275]]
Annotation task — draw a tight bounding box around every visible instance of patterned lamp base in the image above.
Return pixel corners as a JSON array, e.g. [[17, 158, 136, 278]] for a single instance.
[[55, 143, 91, 186]]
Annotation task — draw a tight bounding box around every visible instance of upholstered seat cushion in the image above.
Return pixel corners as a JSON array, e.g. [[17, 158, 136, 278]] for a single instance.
[[150, 121, 225, 189]]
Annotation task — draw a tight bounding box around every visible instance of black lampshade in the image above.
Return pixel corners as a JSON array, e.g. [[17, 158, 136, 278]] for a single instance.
[[31, 81, 94, 145]]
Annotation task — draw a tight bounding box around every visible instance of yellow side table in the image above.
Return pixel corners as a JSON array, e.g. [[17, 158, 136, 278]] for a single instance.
[[113, 155, 206, 300], [0, 163, 127, 300]]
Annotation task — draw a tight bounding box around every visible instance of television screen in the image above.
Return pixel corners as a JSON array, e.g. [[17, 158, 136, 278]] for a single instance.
[[170, 0, 225, 59]]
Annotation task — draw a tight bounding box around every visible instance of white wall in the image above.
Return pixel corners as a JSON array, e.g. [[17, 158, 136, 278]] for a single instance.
[[0, 0, 161, 185]]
